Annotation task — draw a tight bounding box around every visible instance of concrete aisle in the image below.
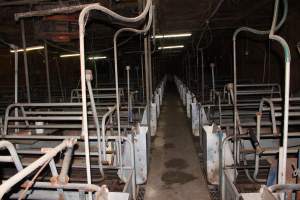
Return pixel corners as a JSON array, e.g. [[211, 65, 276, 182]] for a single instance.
[[144, 83, 211, 200]]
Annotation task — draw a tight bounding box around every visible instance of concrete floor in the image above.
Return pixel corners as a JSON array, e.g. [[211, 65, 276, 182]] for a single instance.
[[144, 84, 211, 200]]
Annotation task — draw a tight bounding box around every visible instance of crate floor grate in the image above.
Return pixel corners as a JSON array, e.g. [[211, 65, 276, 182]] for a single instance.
[[137, 186, 146, 200], [208, 185, 220, 200]]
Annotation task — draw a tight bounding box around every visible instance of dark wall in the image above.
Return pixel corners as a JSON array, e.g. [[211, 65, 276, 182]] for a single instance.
[[203, 0, 300, 93]]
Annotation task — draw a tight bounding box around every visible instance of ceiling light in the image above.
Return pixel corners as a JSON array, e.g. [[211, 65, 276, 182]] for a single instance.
[[153, 33, 192, 39], [10, 45, 44, 53], [158, 45, 184, 50], [60, 53, 80, 58], [88, 56, 107, 60]]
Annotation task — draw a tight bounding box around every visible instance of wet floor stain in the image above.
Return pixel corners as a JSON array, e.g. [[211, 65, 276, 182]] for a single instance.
[[164, 158, 188, 170], [161, 171, 197, 185], [164, 143, 175, 149]]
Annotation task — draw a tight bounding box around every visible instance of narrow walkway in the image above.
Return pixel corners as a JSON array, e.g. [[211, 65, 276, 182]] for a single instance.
[[144, 83, 211, 200]]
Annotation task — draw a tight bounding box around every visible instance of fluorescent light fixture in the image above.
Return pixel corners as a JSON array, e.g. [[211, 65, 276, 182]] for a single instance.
[[59, 54, 107, 60], [10, 45, 44, 53], [60, 53, 80, 58], [153, 33, 192, 39], [88, 56, 107, 60], [158, 45, 184, 50]]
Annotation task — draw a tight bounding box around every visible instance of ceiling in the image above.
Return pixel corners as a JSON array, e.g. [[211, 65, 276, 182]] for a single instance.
[[0, 0, 292, 53]]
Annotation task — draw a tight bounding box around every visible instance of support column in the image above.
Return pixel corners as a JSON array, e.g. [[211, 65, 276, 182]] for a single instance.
[[44, 42, 51, 102], [21, 19, 31, 103]]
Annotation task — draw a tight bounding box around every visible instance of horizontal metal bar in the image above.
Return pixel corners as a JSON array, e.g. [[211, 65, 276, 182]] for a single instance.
[[9, 103, 83, 107], [0, 156, 13, 162], [15, 3, 97, 20], [7, 116, 82, 121]]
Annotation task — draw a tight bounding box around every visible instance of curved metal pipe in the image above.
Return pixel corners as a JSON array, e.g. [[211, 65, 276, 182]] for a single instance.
[[269, 0, 291, 185], [112, 6, 152, 186], [259, 98, 278, 135], [231, 0, 288, 182], [0, 140, 23, 171], [269, 184, 300, 192], [85, 72, 105, 178], [101, 105, 117, 160], [78, 1, 152, 197]]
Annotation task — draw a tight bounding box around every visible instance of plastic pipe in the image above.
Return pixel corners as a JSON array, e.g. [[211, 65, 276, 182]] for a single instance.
[[78, 2, 151, 197], [269, 0, 291, 185], [232, 0, 288, 181], [112, 8, 152, 199]]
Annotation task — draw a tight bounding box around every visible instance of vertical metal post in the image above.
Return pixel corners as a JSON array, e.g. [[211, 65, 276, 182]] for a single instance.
[[20, 19, 31, 103], [141, 54, 145, 102], [185, 56, 188, 85], [233, 38, 238, 181], [44, 42, 51, 102], [14, 48, 18, 105], [13, 46, 19, 133], [187, 52, 191, 88], [148, 36, 153, 102], [210, 62, 215, 102], [126, 65, 132, 123], [135, 65, 139, 98], [196, 48, 200, 97], [54, 58, 65, 101], [144, 36, 151, 169], [201, 49, 205, 103], [93, 60, 98, 88], [78, 11, 92, 200]]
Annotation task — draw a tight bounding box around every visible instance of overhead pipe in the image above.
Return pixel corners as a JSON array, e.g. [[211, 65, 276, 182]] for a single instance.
[[14, 4, 97, 20], [113, 6, 152, 187], [232, 0, 288, 180], [78, 1, 151, 199]]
